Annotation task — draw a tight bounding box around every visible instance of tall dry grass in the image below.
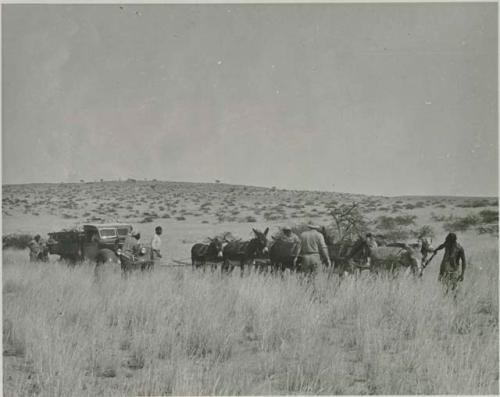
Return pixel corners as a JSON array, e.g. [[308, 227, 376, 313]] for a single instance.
[[3, 243, 498, 396]]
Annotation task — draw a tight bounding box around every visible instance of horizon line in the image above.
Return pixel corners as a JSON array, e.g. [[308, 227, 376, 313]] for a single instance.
[[2, 178, 498, 199]]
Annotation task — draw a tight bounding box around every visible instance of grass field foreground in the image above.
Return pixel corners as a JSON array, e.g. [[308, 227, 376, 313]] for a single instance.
[[3, 244, 498, 396]]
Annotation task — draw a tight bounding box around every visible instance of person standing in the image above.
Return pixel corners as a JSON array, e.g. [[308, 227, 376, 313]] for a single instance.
[[28, 235, 42, 262], [280, 226, 301, 268], [299, 224, 332, 274], [122, 230, 141, 259], [151, 226, 163, 261], [364, 233, 378, 268], [434, 233, 466, 292]]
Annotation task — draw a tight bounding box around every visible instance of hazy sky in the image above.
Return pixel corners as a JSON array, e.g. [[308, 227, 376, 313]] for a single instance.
[[2, 4, 498, 196]]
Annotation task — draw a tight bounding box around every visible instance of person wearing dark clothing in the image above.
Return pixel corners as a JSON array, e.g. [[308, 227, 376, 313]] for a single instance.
[[280, 226, 301, 269], [434, 233, 466, 292], [122, 231, 141, 259]]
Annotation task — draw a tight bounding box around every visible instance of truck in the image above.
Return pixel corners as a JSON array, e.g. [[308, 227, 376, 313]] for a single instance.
[[46, 223, 154, 271]]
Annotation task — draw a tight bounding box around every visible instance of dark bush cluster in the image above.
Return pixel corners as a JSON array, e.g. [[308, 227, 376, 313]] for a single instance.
[[376, 214, 417, 230], [456, 199, 493, 208], [375, 214, 417, 241], [443, 214, 481, 232], [3, 234, 33, 249], [479, 209, 498, 224]]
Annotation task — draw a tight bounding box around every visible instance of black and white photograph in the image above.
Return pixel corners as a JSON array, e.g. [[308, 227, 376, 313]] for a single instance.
[[2, 2, 498, 395]]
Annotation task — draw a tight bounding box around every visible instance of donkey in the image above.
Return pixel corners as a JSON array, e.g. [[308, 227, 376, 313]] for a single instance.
[[191, 237, 224, 271], [222, 228, 269, 276]]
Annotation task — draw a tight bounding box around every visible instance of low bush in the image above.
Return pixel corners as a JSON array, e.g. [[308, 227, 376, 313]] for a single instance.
[[479, 209, 498, 224], [414, 225, 436, 239], [457, 199, 492, 208], [444, 214, 481, 232], [2, 234, 33, 249]]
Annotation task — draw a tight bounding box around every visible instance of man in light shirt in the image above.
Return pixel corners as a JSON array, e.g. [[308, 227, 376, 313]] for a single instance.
[[299, 224, 332, 273], [151, 226, 162, 261]]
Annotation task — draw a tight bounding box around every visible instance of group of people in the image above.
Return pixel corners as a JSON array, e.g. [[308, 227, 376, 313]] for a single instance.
[[120, 226, 164, 261], [28, 226, 165, 263], [29, 221, 466, 291], [277, 225, 466, 291]]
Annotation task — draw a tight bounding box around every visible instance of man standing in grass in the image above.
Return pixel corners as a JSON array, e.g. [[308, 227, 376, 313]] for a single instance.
[[364, 233, 378, 268], [28, 234, 44, 262], [299, 224, 331, 273], [279, 226, 301, 269], [151, 226, 162, 261], [122, 230, 141, 259], [433, 232, 466, 292]]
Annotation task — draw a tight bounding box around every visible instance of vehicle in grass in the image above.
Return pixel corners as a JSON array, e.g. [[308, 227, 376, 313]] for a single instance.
[[119, 245, 154, 273], [46, 223, 153, 271], [47, 223, 131, 263]]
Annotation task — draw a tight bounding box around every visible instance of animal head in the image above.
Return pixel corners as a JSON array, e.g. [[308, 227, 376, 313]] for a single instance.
[[252, 227, 269, 254], [208, 237, 224, 258]]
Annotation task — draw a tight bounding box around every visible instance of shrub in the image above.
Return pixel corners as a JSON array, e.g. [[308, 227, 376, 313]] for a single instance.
[[376, 215, 416, 230], [381, 228, 411, 241], [62, 213, 77, 219], [414, 225, 436, 239], [2, 234, 33, 249], [457, 199, 491, 208], [245, 216, 257, 223], [477, 224, 499, 236], [479, 209, 498, 224], [431, 213, 454, 222], [444, 214, 481, 232]]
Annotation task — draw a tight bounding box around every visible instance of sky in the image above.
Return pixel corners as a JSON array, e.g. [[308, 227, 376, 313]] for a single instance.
[[2, 3, 498, 196]]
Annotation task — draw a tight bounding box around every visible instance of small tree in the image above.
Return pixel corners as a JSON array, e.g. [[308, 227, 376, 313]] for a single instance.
[[329, 202, 368, 242]]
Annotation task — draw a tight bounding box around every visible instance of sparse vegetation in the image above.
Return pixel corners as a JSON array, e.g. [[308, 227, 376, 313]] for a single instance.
[[1, 181, 498, 395], [374, 214, 417, 241], [479, 209, 498, 224], [457, 199, 492, 208], [444, 214, 481, 232]]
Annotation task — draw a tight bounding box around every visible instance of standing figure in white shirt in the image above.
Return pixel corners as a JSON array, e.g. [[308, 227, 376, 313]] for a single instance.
[[151, 226, 163, 261]]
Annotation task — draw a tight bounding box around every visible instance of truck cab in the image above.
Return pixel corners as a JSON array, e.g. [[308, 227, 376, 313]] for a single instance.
[[82, 224, 132, 248]]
